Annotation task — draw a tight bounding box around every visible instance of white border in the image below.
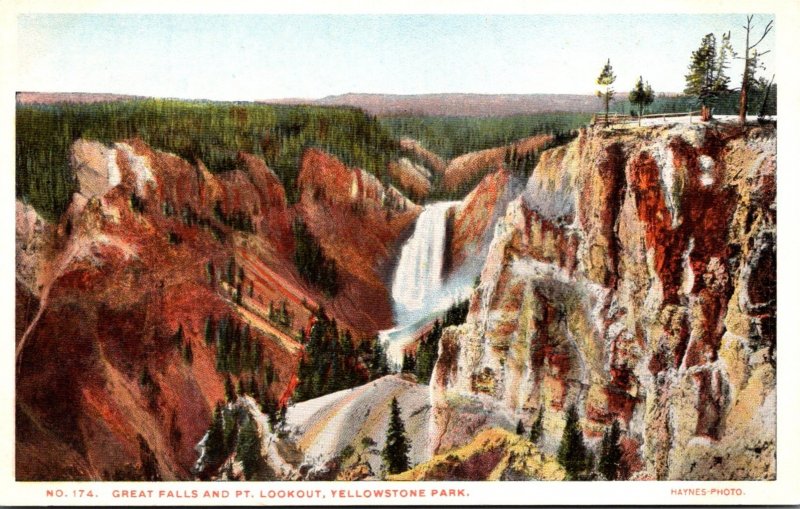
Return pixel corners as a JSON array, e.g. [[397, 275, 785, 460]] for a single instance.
[[2, 0, 799, 506]]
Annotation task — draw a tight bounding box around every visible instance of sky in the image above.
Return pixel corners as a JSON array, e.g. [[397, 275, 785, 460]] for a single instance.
[[17, 13, 776, 101]]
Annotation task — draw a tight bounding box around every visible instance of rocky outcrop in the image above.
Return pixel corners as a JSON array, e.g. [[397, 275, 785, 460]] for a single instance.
[[389, 428, 565, 481], [15, 202, 51, 307], [430, 124, 776, 480], [388, 157, 432, 200], [447, 168, 523, 279], [16, 138, 307, 480]]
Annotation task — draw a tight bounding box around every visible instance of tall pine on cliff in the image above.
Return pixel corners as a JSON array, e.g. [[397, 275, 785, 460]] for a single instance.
[[236, 416, 261, 480], [598, 419, 623, 480], [596, 59, 616, 125], [684, 32, 733, 108], [557, 404, 592, 480], [529, 406, 544, 444], [382, 397, 410, 475], [628, 76, 655, 125]]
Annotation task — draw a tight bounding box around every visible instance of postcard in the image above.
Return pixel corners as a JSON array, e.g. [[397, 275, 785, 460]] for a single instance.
[[2, 0, 799, 505]]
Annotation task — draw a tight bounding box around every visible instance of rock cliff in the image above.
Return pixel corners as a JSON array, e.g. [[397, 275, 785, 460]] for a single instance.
[[430, 123, 776, 480], [15, 139, 418, 480]]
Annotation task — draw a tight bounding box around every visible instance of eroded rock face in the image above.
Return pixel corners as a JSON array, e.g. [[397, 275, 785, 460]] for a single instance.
[[15, 139, 417, 480], [296, 149, 420, 334], [16, 201, 52, 297], [430, 125, 776, 480], [447, 168, 523, 279]]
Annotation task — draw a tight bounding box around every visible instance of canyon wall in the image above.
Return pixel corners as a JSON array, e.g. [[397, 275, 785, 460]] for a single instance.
[[430, 124, 776, 480], [15, 140, 417, 480]]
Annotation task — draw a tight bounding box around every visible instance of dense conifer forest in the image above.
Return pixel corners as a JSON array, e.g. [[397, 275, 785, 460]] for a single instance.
[[16, 100, 402, 221]]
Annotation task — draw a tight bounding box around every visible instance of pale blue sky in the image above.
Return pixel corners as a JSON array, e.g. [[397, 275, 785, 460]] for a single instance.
[[17, 14, 776, 100]]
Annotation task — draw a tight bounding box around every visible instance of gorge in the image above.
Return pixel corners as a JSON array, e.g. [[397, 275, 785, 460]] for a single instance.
[[15, 98, 776, 482]]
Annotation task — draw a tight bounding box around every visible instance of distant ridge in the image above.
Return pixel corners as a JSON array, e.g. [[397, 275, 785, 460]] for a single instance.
[[16, 92, 148, 104], [19, 91, 682, 117], [264, 93, 603, 117]]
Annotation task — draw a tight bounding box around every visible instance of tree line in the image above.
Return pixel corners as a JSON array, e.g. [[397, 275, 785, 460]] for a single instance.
[[594, 14, 775, 125], [291, 216, 339, 297], [401, 299, 469, 384], [293, 307, 390, 402], [16, 100, 403, 222], [381, 113, 591, 163]]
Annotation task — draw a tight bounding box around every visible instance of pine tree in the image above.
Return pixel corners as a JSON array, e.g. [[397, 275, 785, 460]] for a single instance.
[[529, 406, 544, 444], [248, 376, 259, 398], [598, 419, 623, 480], [136, 434, 161, 481], [415, 319, 443, 384], [628, 76, 655, 125], [280, 300, 290, 327], [223, 408, 238, 452], [264, 360, 275, 386], [516, 419, 526, 435], [382, 397, 410, 475], [236, 416, 261, 480], [685, 33, 717, 107], [205, 402, 226, 466], [182, 341, 193, 364], [557, 404, 592, 480], [224, 376, 236, 402], [714, 31, 734, 94], [401, 352, 416, 374], [204, 316, 215, 346], [370, 339, 390, 380], [171, 324, 184, 349], [685, 33, 732, 112], [596, 59, 616, 125]]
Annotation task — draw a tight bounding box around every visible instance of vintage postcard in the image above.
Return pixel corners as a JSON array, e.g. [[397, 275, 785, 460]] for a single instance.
[[3, 0, 800, 506]]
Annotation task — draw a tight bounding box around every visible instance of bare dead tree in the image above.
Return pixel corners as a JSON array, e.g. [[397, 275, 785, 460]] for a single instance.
[[738, 15, 773, 124]]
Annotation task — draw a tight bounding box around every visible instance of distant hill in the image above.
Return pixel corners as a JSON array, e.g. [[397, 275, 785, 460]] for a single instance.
[[18, 91, 699, 118], [16, 92, 148, 104], [267, 93, 603, 117]]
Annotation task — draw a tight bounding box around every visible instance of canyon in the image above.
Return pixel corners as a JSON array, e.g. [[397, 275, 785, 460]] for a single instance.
[[15, 115, 776, 481]]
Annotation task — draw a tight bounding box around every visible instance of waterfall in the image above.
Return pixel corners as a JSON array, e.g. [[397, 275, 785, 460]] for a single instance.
[[391, 201, 457, 314], [381, 201, 465, 366]]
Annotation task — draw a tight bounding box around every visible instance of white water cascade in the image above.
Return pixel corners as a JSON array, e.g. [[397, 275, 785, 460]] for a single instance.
[[391, 201, 455, 313], [381, 201, 471, 366]]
